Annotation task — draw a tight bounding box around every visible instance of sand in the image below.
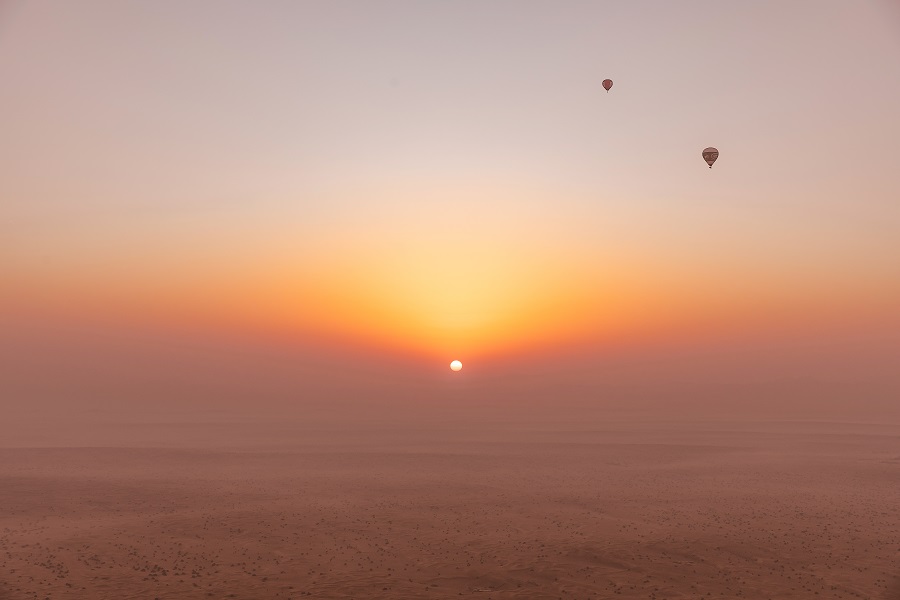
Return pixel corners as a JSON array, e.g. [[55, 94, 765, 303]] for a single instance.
[[1, 419, 898, 599]]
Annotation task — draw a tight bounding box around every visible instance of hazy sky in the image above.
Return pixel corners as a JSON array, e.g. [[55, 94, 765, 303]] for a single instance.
[[2, 1, 899, 421]]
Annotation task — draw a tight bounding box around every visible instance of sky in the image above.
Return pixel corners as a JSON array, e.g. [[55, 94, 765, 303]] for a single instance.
[[2, 1, 899, 424]]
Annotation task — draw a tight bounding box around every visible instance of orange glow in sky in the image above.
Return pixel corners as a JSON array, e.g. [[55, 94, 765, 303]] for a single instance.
[[2, 1, 899, 420]]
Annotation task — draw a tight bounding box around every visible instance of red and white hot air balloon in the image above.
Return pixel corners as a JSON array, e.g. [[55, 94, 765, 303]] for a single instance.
[[702, 147, 719, 168]]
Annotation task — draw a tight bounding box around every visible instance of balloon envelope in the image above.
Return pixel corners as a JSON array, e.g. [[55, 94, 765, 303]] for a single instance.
[[602, 78, 613, 92], [702, 147, 719, 168]]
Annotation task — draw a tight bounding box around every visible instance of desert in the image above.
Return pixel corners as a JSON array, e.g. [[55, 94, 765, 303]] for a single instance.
[[2, 418, 897, 599]]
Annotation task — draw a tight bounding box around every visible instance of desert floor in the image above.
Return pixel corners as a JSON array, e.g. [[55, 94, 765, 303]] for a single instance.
[[1, 418, 898, 599]]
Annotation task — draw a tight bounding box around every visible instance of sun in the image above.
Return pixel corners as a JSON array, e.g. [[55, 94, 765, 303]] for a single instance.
[[450, 360, 462, 372]]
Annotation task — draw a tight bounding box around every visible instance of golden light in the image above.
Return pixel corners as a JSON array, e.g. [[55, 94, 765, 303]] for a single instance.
[[450, 360, 462, 372]]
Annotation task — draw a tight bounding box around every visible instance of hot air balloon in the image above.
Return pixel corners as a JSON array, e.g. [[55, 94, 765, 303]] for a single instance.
[[702, 147, 718, 168], [602, 79, 613, 93]]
